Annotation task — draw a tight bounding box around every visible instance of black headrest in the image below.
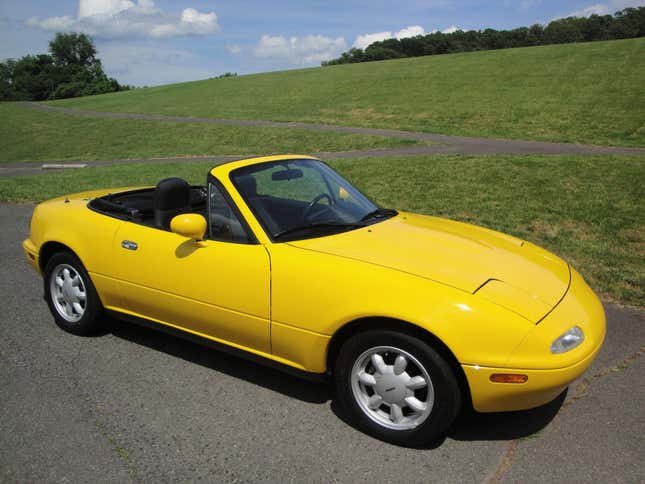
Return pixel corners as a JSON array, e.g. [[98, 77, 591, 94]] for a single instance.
[[237, 175, 257, 197], [154, 178, 190, 210]]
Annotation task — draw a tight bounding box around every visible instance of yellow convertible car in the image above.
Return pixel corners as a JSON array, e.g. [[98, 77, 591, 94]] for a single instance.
[[23, 155, 605, 446]]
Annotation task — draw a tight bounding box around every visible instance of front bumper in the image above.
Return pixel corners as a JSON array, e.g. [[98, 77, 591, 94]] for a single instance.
[[463, 268, 606, 413], [462, 341, 601, 412], [23, 239, 40, 273]]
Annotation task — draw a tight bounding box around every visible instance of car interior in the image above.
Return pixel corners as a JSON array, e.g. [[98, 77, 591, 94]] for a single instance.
[[89, 166, 367, 243], [89, 174, 336, 239], [89, 178, 208, 231], [89, 177, 254, 243]]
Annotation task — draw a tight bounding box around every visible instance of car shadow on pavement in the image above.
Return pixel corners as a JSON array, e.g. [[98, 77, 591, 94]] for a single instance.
[[329, 391, 565, 449], [449, 390, 566, 441], [106, 315, 565, 446], [107, 317, 331, 405]]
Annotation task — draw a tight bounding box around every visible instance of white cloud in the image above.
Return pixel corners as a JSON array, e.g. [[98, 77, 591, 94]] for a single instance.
[[26, 0, 218, 39], [353, 25, 427, 50], [353, 31, 391, 49], [563, 0, 644, 18], [254, 34, 346, 65], [441, 25, 460, 34], [395, 25, 426, 38], [78, 0, 135, 18], [181, 8, 218, 34], [226, 45, 242, 55]]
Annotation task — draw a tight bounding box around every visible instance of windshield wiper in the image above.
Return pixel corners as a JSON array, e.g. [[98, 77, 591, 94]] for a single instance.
[[360, 207, 398, 222], [274, 222, 367, 240]]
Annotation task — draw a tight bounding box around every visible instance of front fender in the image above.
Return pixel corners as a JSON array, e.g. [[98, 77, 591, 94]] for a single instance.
[[269, 243, 533, 372]]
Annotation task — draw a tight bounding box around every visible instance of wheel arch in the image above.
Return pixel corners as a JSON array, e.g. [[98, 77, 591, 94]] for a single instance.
[[39, 240, 108, 309], [327, 316, 473, 410], [39, 241, 79, 272]]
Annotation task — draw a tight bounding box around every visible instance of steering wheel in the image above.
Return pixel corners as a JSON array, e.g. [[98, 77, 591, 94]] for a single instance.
[[302, 193, 333, 222]]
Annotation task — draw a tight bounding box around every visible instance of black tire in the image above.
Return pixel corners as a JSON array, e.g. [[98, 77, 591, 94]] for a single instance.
[[43, 252, 103, 335], [334, 330, 461, 447]]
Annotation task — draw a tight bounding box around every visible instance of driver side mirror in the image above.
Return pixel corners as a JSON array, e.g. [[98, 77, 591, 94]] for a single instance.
[[170, 213, 207, 241]]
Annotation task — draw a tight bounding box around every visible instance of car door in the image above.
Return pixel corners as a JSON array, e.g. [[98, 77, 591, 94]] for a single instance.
[[110, 181, 271, 356]]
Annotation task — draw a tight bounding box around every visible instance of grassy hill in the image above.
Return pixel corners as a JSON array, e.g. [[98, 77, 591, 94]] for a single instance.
[[48, 38, 645, 147], [0, 103, 419, 163]]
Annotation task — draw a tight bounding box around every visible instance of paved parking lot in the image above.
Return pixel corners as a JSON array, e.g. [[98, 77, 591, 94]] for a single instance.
[[1, 203, 643, 482]]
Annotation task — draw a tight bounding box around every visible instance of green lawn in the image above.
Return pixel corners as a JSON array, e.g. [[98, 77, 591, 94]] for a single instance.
[[47, 39, 645, 147], [0, 104, 418, 163], [3, 154, 643, 307]]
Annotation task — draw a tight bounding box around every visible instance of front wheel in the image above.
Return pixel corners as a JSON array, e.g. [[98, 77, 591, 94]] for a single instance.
[[44, 252, 103, 335], [334, 330, 462, 447]]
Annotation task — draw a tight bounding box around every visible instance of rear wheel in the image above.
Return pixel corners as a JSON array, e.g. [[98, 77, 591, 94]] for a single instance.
[[44, 252, 103, 335], [334, 330, 461, 446]]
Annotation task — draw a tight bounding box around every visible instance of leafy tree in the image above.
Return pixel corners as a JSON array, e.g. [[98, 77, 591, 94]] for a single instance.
[[10, 55, 58, 101], [0, 59, 18, 101], [0, 32, 129, 101], [322, 7, 645, 66], [49, 32, 98, 68], [543, 17, 584, 44], [527, 24, 545, 45]]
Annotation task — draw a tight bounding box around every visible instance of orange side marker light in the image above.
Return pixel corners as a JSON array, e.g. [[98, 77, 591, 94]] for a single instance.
[[490, 374, 528, 384]]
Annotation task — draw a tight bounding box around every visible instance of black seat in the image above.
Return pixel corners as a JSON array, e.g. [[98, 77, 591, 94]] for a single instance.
[[153, 177, 191, 229]]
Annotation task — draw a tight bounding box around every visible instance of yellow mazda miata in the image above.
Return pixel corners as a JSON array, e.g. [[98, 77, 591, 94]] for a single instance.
[[23, 155, 605, 446]]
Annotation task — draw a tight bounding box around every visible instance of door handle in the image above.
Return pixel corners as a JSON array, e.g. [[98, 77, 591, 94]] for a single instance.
[[121, 240, 138, 251]]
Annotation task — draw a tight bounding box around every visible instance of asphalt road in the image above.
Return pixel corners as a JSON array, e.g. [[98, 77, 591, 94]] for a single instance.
[[1, 203, 643, 483]]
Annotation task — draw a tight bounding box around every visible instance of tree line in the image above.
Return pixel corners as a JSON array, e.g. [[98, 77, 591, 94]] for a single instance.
[[323, 7, 645, 66], [1, 33, 131, 101]]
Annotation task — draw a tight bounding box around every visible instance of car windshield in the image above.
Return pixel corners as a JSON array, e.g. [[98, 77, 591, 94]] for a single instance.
[[230, 159, 396, 241]]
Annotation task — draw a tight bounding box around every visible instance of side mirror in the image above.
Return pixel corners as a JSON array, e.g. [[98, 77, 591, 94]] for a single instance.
[[170, 213, 207, 241]]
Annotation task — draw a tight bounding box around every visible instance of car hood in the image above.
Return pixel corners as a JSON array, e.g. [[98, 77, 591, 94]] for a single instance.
[[288, 212, 570, 323]]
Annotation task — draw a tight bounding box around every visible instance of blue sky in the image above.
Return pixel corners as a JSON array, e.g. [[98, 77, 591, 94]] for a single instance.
[[1, 0, 643, 86]]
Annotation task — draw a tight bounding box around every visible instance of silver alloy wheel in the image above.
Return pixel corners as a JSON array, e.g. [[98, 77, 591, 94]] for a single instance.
[[50, 264, 87, 323], [350, 346, 435, 430]]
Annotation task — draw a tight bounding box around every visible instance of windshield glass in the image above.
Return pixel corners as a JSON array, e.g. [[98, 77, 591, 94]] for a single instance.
[[230, 159, 395, 241]]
